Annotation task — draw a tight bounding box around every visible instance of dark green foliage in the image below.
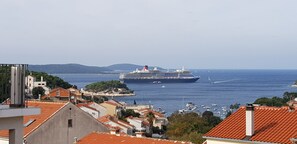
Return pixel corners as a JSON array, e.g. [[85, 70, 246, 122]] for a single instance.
[[32, 87, 45, 99], [230, 103, 240, 109], [166, 112, 222, 144], [202, 111, 213, 118], [283, 92, 297, 102], [0, 66, 11, 103], [31, 71, 72, 89], [202, 111, 222, 128], [254, 92, 297, 107], [82, 95, 108, 104], [121, 109, 140, 118], [85, 80, 132, 93], [119, 109, 141, 122], [225, 111, 232, 118], [254, 97, 285, 107]]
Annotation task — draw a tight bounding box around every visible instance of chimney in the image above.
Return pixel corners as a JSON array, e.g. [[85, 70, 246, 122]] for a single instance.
[[246, 104, 254, 138], [110, 128, 120, 135], [10, 65, 27, 108]]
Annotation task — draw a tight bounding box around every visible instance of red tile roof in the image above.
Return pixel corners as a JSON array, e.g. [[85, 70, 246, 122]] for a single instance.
[[98, 115, 134, 129], [77, 132, 192, 144], [0, 101, 67, 138], [204, 106, 297, 144]]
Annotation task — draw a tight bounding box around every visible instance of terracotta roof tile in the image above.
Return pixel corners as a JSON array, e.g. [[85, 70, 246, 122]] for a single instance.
[[0, 101, 66, 138], [204, 106, 297, 144], [77, 132, 192, 144]]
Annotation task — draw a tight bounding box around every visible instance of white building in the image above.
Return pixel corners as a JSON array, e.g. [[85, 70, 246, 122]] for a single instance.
[[25, 75, 50, 96], [77, 102, 107, 119], [126, 117, 148, 132]]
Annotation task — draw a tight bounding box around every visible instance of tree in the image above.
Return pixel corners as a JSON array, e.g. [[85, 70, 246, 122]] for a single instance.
[[166, 112, 221, 144], [85, 80, 133, 93], [0, 65, 11, 103], [254, 96, 285, 107], [31, 71, 72, 89], [32, 87, 45, 99], [202, 111, 213, 119], [283, 92, 297, 102], [146, 112, 155, 135]]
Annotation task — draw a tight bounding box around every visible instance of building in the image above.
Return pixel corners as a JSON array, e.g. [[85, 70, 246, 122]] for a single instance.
[[203, 104, 297, 144], [25, 75, 50, 96], [98, 115, 134, 135], [137, 108, 168, 129], [0, 101, 109, 144], [77, 102, 107, 119], [46, 87, 71, 101], [100, 100, 123, 117], [126, 116, 149, 132], [75, 132, 192, 144]]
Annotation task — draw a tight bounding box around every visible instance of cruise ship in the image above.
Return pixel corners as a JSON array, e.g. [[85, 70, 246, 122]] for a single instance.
[[119, 65, 199, 83]]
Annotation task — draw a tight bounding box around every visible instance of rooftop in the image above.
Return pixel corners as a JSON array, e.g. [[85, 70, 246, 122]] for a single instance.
[[204, 106, 297, 144], [76, 132, 192, 144], [0, 101, 67, 138]]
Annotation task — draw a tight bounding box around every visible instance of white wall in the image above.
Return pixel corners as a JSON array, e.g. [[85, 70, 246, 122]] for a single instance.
[[80, 107, 99, 119]]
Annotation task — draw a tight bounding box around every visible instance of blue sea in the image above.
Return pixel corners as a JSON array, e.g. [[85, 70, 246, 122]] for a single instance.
[[54, 70, 297, 118]]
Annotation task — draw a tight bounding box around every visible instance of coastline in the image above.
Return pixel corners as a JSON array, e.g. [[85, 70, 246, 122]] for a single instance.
[[82, 90, 135, 97]]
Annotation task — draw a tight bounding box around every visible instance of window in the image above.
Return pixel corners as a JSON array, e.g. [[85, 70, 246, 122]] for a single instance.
[[68, 119, 72, 128]]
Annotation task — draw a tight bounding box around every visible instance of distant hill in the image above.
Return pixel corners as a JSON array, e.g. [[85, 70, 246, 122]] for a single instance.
[[28, 63, 164, 74], [28, 64, 111, 74], [106, 64, 164, 71]]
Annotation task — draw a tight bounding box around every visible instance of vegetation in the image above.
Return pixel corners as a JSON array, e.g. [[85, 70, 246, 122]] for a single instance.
[[85, 80, 133, 93], [254, 92, 297, 107], [82, 95, 108, 104], [32, 87, 45, 99], [119, 109, 141, 121], [166, 112, 222, 144], [0, 65, 11, 103], [226, 103, 241, 118], [31, 71, 73, 89]]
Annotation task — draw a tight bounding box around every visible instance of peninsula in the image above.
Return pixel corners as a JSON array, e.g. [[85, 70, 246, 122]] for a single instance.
[[82, 80, 135, 97]]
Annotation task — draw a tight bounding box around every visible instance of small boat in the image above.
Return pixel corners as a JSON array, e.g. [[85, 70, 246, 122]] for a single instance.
[[179, 102, 198, 114], [155, 107, 166, 114]]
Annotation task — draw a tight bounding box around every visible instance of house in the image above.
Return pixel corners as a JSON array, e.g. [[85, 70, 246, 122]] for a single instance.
[[46, 87, 71, 101], [87, 102, 107, 117], [25, 75, 50, 96], [98, 115, 134, 135], [0, 101, 109, 144], [126, 116, 149, 133], [100, 100, 123, 117], [77, 103, 100, 119], [203, 104, 297, 144], [68, 88, 85, 103], [75, 132, 193, 144], [77, 102, 107, 119], [137, 108, 168, 129]]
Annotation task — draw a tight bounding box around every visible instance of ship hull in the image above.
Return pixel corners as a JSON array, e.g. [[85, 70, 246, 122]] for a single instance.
[[120, 77, 199, 83]]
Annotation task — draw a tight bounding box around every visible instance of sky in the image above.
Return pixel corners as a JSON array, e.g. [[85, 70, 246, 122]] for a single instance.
[[0, 0, 297, 69]]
